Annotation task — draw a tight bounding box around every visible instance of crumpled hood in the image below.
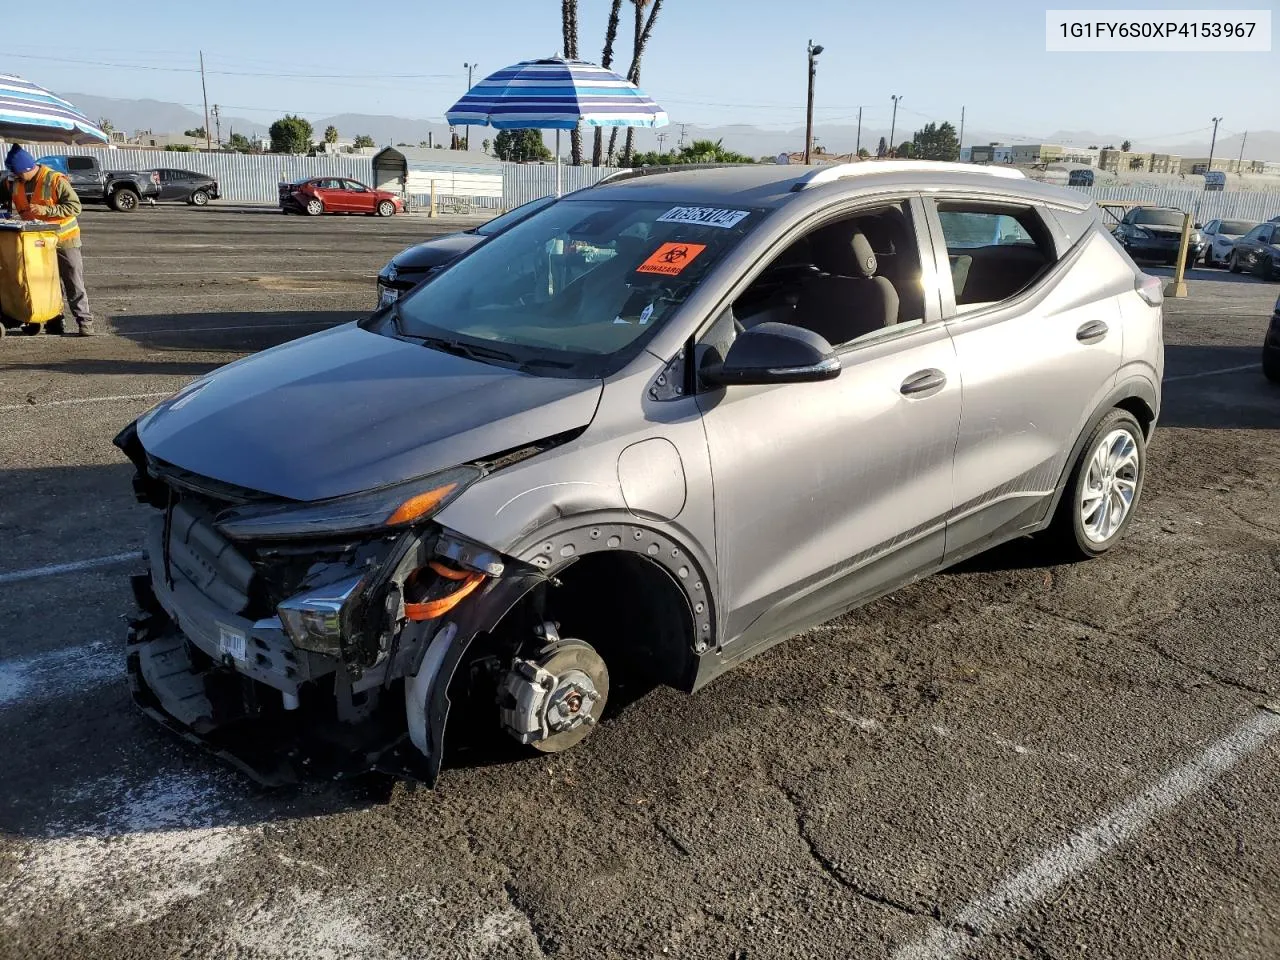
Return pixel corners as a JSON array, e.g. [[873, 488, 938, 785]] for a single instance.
[[135, 323, 602, 502], [390, 233, 484, 273]]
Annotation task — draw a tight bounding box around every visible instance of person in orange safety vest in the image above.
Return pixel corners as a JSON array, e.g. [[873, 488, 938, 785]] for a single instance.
[[1, 144, 96, 335]]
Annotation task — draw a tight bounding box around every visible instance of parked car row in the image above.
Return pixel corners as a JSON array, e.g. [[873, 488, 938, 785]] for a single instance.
[[1112, 206, 1280, 280]]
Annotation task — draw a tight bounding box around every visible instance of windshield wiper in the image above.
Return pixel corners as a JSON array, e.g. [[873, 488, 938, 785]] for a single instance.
[[415, 334, 522, 366]]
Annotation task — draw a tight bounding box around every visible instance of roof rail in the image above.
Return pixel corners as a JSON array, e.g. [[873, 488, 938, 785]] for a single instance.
[[790, 160, 1026, 191]]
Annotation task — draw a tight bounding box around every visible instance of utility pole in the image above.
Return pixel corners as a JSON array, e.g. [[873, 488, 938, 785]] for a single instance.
[[958, 106, 965, 159], [856, 107, 862, 155], [199, 51, 211, 151], [463, 62, 477, 150], [889, 95, 902, 156], [211, 104, 221, 148], [804, 39, 824, 164], [656, 132, 667, 154], [1205, 116, 1222, 174], [1237, 130, 1248, 171], [678, 123, 688, 149]]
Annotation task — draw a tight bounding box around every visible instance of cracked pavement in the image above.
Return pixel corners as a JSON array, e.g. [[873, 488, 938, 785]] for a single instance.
[[1, 207, 1278, 959]]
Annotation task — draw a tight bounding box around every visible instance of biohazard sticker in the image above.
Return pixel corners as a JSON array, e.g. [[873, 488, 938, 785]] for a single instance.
[[636, 242, 707, 276], [657, 206, 750, 229]]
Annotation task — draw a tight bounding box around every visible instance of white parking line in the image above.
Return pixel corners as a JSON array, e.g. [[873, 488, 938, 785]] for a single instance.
[[892, 706, 1280, 960], [0, 393, 171, 413], [1164, 363, 1260, 384], [0, 551, 143, 585]]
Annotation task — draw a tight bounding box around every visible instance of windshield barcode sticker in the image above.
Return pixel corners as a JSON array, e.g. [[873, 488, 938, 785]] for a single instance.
[[657, 206, 750, 229]]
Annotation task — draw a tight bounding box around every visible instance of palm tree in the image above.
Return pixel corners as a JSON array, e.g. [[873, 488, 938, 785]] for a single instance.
[[562, 0, 583, 165], [607, 0, 664, 166], [593, 0, 624, 166]]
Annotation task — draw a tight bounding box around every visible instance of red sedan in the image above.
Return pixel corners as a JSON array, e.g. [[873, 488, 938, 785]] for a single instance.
[[279, 177, 403, 217]]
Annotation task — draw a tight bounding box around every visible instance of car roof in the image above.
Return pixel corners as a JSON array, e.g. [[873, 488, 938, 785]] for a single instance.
[[583, 160, 1089, 210]]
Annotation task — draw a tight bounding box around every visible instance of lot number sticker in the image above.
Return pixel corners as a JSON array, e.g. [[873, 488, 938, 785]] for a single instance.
[[637, 242, 707, 276], [218, 624, 247, 661], [657, 206, 750, 229]]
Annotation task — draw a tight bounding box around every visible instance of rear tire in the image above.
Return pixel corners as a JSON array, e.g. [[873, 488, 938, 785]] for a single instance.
[[305, 198, 324, 216], [109, 188, 140, 212], [190, 189, 210, 206], [1042, 409, 1146, 561]]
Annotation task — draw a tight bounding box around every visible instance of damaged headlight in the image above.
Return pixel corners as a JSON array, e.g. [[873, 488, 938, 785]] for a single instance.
[[277, 574, 366, 655], [214, 466, 481, 541]]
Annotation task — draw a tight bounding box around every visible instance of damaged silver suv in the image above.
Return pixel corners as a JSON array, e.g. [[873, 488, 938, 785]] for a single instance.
[[115, 161, 1164, 786]]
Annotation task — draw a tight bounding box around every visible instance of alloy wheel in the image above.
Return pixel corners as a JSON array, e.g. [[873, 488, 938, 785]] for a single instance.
[[1079, 428, 1140, 543]]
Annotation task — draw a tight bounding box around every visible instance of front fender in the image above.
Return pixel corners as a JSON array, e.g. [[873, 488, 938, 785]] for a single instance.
[[408, 515, 719, 786]]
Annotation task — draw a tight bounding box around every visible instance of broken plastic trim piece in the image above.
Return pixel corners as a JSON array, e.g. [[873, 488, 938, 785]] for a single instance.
[[405, 571, 486, 621]]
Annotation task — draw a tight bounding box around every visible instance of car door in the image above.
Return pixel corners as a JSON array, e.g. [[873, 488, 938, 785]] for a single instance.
[[924, 196, 1124, 560], [158, 170, 182, 201], [344, 180, 376, 213], [310, 178, 341, 211], [696, 195, 961, 650], [63, 156, 99, 198]]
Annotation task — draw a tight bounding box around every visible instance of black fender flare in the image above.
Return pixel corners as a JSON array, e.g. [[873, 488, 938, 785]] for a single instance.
[[415, 517, 718, 785], [1038, 375, 1158, 528]]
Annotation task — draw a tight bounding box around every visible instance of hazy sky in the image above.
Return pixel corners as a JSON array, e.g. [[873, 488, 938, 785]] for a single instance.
[[4, 0, 1276, 143]]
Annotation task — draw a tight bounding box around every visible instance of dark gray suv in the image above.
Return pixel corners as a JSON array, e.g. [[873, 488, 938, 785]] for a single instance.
[[115, 161, 1164, 785]]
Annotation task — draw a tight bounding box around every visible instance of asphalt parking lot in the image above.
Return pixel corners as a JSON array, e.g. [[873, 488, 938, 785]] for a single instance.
[[1, 205, 1278, 960]]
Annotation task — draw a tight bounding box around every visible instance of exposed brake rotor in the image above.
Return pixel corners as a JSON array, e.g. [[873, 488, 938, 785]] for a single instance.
[[498, 623, 609, 753]]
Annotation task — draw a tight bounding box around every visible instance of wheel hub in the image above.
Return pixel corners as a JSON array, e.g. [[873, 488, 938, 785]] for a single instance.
[[498, 624, 609, 753]]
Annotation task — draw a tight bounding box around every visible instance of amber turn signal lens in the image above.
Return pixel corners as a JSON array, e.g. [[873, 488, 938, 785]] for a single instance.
[[385, 483, 458, 526]]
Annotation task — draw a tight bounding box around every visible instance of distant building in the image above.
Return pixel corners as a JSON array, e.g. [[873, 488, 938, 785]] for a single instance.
[[1099, 149, 1155, 172], [1059, 146, 1099, 166], [1179, 156, 1241, 174], [969, 143, 1013, 164], [1148, 153, 1182, 174], [130, 131, 208, 150], [1011, 143, 1065, 164]]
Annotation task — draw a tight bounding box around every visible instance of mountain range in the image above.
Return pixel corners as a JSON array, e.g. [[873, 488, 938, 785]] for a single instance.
[[61, 92, 1280, 163]]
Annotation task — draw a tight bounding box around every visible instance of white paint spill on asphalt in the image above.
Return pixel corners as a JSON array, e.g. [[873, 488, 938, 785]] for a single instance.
[[892, 706, 1280, 960], [0, 641, 121, 709], [0, 551, 142, 585], [228, 890, 387, 960], [3, 770, 244, 928]]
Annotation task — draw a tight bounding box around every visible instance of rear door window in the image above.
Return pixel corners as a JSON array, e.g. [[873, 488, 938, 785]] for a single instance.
[[67, 157, 95, 172], [930, 201, 1058, 314]]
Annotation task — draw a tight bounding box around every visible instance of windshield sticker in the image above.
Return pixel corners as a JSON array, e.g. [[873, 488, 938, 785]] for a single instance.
[[657, 206, 750, 229], [638, 303, 655, 325], [636, 242, 707, 276]]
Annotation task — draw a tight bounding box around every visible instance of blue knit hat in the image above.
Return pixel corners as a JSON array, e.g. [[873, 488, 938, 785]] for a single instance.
[[5, 144, 37, 174]]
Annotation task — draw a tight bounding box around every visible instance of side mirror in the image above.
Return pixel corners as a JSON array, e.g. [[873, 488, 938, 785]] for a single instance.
[[702, 322, 840, 387], [1193, 222, 1202, 230]]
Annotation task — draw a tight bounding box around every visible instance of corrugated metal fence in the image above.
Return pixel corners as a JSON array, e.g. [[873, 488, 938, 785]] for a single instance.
[[0, 141, 627, 209], [1080, 185, 1280, 222]]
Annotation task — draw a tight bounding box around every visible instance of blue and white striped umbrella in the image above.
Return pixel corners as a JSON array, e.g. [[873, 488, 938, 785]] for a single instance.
[[0, 74, 108, 145], [446, 57, 668, 130]]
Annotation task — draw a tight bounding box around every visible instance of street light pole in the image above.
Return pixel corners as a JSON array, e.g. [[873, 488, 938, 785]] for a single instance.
[[889, 95, 902, 156], [804, 39, 824, 164], [463, 62, 478, 150], [1205, 116, 1222, 174]]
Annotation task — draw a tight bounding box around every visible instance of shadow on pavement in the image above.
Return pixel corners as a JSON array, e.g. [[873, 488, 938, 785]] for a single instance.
[[1161, 343, 1280, 430], [1144, 263, 1280, 287], [110, 310, 361, 353]]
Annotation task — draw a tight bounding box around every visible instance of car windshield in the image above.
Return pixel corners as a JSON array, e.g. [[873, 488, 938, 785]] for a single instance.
[[1133, 209, 1184, 227], [1220, 220, 1255, 235], [389, 198, 762, 376], [474, 196, 556, 237]]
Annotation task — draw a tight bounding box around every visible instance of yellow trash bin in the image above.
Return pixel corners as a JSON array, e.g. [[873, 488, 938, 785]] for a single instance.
[[0, 220, 62, 333]]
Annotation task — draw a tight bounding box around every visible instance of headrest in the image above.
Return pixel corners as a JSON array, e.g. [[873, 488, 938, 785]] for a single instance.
[[850, 232, 877, 278]]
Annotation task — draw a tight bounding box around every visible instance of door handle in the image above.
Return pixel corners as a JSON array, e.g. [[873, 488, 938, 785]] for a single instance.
[[1076, 320, 1109, 344], [900, 368, 947, 397]]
